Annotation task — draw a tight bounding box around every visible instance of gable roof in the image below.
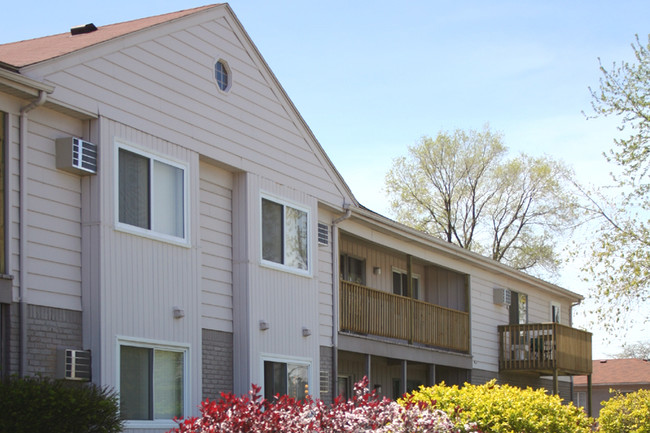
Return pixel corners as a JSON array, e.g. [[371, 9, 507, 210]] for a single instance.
[[0, 4, 221, 68], [574, 359, 650, 386]]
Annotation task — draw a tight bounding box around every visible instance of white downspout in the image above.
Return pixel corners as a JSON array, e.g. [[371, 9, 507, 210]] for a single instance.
[[331, 204, 351, 398], [18, 90, 48, 377]]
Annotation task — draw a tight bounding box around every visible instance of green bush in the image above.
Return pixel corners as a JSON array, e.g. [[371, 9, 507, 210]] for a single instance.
[[402, 380, 594, 433], [0, 375, 123, 433], [599, 389, 650, 433]]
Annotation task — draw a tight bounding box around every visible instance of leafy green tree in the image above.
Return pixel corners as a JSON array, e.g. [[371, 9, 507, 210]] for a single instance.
[[385, 126, 578, 275], [582, 34, 650, 334]]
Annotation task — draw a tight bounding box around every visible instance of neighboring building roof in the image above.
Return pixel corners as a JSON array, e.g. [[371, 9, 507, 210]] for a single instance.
[[0, 4, 221, 68], [574, 359, 650, 386]]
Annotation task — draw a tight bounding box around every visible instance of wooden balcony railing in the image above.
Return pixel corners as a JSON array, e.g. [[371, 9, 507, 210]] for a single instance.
[[498, 323, 592, 375], [339, 280, 470, 353]]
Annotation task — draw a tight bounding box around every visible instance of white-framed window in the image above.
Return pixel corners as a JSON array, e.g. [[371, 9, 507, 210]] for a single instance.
[[261, 195, 310, 274], [262, 355, 311, 401], [392, 268, 420, 299], [576, 391, 586, 409], [115, 141, 188, 244], [118, 338, 189, 429], [550, 302, 562, 323]]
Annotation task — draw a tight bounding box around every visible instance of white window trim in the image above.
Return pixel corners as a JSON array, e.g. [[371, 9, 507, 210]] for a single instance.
[[116, 336, 191, 430], [260, 353, 313, 399], [114, 140, 189, 247], [260, 193, 312, 277]]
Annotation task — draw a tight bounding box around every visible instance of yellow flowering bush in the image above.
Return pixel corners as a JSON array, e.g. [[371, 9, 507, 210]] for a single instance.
[[598, 389, 650, 433], [401, 380, 594, 433]]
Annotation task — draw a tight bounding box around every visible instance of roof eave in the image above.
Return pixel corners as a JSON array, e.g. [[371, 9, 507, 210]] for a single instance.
[[348, 206, 584, 301]]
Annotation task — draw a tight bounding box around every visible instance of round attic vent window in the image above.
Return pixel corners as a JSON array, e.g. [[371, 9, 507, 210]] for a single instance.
[[215, 59, 230, 92]]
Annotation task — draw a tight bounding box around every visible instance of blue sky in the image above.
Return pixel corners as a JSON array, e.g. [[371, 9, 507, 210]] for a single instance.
[[3, 1, 649, 357]]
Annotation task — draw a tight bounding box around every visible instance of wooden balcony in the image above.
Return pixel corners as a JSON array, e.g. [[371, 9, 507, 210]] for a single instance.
[[498, 323, 592, 375], [339, 280, 470, 353]]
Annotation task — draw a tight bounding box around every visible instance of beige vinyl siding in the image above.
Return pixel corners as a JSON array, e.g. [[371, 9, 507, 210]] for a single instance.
[[232, 175, 323, 393], [21, 108, 84, 310], [199, 159, 233, 332], [31, 8, 349, 211], [97, 119, 202, 419], [317, 210, 334, 346]]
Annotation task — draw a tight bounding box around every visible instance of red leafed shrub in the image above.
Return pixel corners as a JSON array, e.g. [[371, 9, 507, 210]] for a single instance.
[[169, 377, 468, 433]]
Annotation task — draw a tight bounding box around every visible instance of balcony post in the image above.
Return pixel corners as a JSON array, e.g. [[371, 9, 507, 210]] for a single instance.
[[407, 254, 413, 344], [401, 360, 408, 397], [365, 354, 372, 386], [587, 374, 593, 416]]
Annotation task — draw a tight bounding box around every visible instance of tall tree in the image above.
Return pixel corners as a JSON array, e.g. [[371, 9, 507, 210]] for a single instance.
[[385, 126, 578, 275], [612, 341, 650, 359], [582, 34, 650, 334]]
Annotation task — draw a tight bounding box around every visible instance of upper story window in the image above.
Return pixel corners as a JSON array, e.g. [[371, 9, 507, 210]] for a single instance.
[[392, 269, 419, 299], [117, 143, 187, 244], [214, 59, 231, 92], [119, 339, 188, 428], [261, 197, 309, 273], [550, 302, 562, 323], [340, 254, 365, 285], [509, 291, 528, 324]]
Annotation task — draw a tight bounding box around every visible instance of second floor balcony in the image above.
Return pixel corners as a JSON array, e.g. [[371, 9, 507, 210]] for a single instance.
[[498, 323, 592, 376], [339, 280, 470, 353]]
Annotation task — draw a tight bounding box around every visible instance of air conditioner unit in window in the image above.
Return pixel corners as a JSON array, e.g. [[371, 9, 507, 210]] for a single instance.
[[493, 288, 511, 306], [56, 137, 98, 174], [57, 349, 91, 381]]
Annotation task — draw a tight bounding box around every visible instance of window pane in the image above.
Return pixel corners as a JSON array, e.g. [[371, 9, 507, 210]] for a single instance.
[[120, 346, 152, 420], [519, 294, 528, 324], [262, 199, 283, 264], [264, 361, 287, 399], [119, 149, 150, 230], [153, 350, 184, 419], [392, 271, 402, 295], [285, 206, 308, 270], [287, 363, 309, 400], [152, 160, 184, 238], [347, 257, 364, 284]]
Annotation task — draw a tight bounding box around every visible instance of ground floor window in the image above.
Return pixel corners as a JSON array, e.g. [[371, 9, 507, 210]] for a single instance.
[[263, 358, 310, 401], [119, 340, 187, 424]]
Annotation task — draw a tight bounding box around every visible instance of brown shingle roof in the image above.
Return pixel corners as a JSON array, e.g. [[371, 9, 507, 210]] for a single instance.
[[0, 4, 221, 68], [574, 359, 650, 386]]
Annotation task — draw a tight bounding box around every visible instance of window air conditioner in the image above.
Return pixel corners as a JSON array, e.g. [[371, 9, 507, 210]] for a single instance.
[[56, 137, 98, 174], [57, 349, 91, 381], [493, 288, 511, 306]]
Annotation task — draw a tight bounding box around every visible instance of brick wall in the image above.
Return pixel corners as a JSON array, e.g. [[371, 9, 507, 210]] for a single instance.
[[319, 345, 334, 404], [202, 329, 233, 400], [25, 304, 83, 377]]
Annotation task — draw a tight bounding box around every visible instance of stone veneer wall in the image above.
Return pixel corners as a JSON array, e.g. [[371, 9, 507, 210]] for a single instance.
[[202, 329, 234, 400]]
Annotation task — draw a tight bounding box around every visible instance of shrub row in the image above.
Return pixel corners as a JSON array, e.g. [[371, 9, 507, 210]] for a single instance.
[[0, 375, 123, 433], [599, 388, 650, 433], [404, 379, 594, 433]]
